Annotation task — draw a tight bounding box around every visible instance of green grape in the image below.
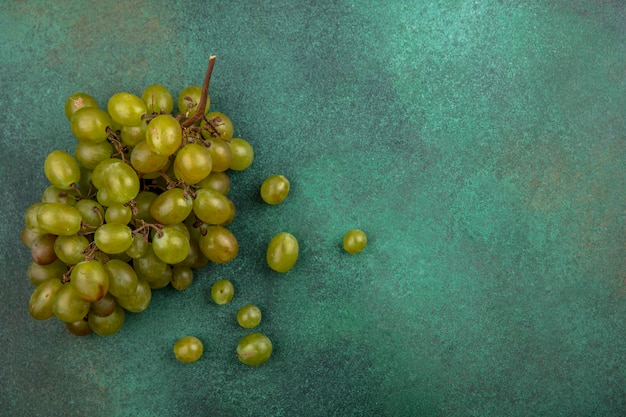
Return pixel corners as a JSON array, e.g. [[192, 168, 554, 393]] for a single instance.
[[53, 234, 89, 265], [107, 92, 147, 126], [70, 259, 109, 302], [147, 268, 172, 289], [133, 191, 158, 223], [145, 114, 183, 156], [177, 86, 209, 116], [28, 259, 68, 286], [260, 175, 290, 205], [266, 232, 299, 273], [74, 199, 104, 231], [74, 140, 114, 170], [125, 233, 149, 259], [236, 333, 273, 366], [197, 171, 230, 195], [130, 140, 169, 174], [221, 198, 236, 226], [44, 150, 81, 190], [88, 304, 125, 336], [237, 304, 262, 329], [64, 92, 98, 120], [52, 284, 91, 323], [200, 112, 233, 141], [343, 229, 367, 254], [24, 202, 47, 234], [41, 185, 78, 206], [149, 188, 193, 225], [173, 336, 203, 363], [116, 278, 151, 312], [104, 204, 132, 224], [65, 319, 92, 336], [229, 138, 254, 171], [30, 234, 58, 265], [211, 279, 234, 305], [103, 161, 140, 204], [94, 223, 133, 254], [133, 244, 169, 282], [91, 158, 121, 190], [193, 188, 232, 225], [166, 222, 191, 240], [29, 278, 64, 320], [70, 106, 112, 143], [89, 293, 117, 317], [142, 84, 174, 114], [205, 138, 232, 172], [171, 266, 193, 290], [120, 122, 148, 147], [21, 226, 45, 249], [198, 226, 239, 264], [37, 202, 82, 236], [173, 143, 212, 184], [103, 259, 138, 297], [152, 226, 190, 265]]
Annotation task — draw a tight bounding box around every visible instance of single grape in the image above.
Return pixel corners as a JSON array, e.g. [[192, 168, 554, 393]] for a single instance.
[[173, 336, 203, 363], [193, 188, 232, 225], [173, 143, 212, 184], [236, 333, 273, 366], [70, 106, 112, 143], [91, 158, 121, 190], [149, 188, 193, 225], [266, 232, 299, 273], [171, 266, 193, 290], [44, 150, 81, 190], [89, 293, 117, 317], [88, 304, 125, 336], [64, 92, 98, 120], [74, 140, 114, 170], [133, 191, 158, 223], [65, 319, 93, 336], [177, 86, 209, 116], [107, 92, 147, 126], [142, 84, 174, 114], [102, 161, 140, 204], [30, 234, 58, 265], [37, 202, 82, 236], [130, 140, 169, 174], [343, 229, 367, 254], [53, 234, 90, 265], [21, 226, 45, 249], [74, 199, 104, 231], [103, 258, 138, 297], [145, 114, 183, 156], [125, 234, 149, 260], [41, 185, 78, 206], [24, 202, 47, 234], [28, 259, 68, 286], [70, 259, 110, 302], [229, 138, 254, 171], [147, 267, 172, 289], [52, 284, 91, 323], [152, 226, 190, 265], [29, 278, 64, 320], [237, 305, 262, 329], [196, 171, 230, 195], [94, 223, 133, 254], [198, 226, 239, 264], [115, 278, 151, 313], [205, 138, 232, 172], [133, 244, 169, 282], [260, 175, 290, 205], [120, 122, 148, 147], [211, 279, 234, 305], [96, 187, 116, 207], [104, 204, 132, 225], [200, 112, 233, 140]]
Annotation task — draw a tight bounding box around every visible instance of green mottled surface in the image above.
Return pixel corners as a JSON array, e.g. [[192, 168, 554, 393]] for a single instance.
[[1, 1, 625, 416]]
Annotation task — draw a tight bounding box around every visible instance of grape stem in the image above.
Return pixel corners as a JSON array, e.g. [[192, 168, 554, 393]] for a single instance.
[[181, 55, 216, 128]]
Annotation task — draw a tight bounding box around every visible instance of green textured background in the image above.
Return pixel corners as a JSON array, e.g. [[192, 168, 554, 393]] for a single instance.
[[1, 1, 625, 416]]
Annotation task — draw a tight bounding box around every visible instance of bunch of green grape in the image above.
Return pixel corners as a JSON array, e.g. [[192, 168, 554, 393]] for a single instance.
[[21, 57, 255, 337]]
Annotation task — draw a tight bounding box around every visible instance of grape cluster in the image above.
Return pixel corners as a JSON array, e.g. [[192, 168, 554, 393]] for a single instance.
[[21, 57, 257, 338]]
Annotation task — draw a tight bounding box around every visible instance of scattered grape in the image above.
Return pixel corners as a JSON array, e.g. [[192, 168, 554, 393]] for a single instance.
[[343, 229, 367, 254], [236, 333, 273, 366], [260, 175, 290, 205], [173, 336, 204, 363], [237, 304, 262, 329], [211, 279, 234, 305], [266, 232, 299, 273]]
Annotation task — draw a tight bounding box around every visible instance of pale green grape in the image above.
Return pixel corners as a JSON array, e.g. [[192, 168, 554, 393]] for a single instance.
[[205, 138, 232, 172], [260, 175, 290, 205], [70, 107, 112, 143], [200, 112, 233, 140], [152, 226, 190, 265], [145, 115, 183, 156], [44, 150, 81, 190], [142, 84, 174, 114], [120, 122, 148, 147], [29, 278, 64, 320], [41, 185, 78, 206], [74, 199, 104, 231], [133, 244, 169, 282], [28, 259, 68, 286], [197, 171, 230, 195], [104, 204, 132, 225], [173, 336, 203, 363], [236, 305, 262, 329], [104, 258, 138, 297], [74, 140, 114, 170], [52, 284, 91, 322], [24, 202, 47, 234], [266, 232, 299, 272], [193, 188, 231, 225], [211, 279, 234, 305], [198, 226, 238, 264], [103, 161, 140, 204], [236, 333, 272, 366], [149, 188, 193, 225], [177, 86, 209, 116], [53, 234, 89, 265], [130, 140, 169, 174], [133, 191, 158, 223], [91, 158, 121, 190], [37, 202, 83, 236], [125, 234, 149, 259], [229, 138, 254, 171], [94, 223, 133, 254], [88, 304, 125, 336], [70, 259, 109, 302], [107, 92, 147, 126], [173, 143, 212, 184], [343, 229, 367, 254], [116, 278, 151, 312], [171, 266, 193, 290], [65, 92, 98, 120]]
